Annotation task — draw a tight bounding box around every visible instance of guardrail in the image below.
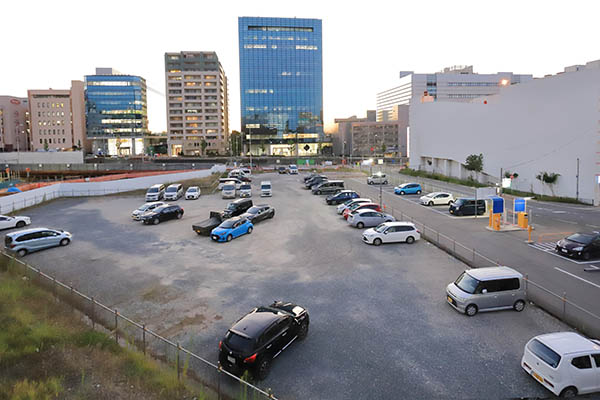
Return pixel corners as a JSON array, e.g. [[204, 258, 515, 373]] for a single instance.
[[0, 253, 278, 400]]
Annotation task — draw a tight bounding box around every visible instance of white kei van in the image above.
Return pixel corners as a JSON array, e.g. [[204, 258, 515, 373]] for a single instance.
[[260, 181, 272, 197]]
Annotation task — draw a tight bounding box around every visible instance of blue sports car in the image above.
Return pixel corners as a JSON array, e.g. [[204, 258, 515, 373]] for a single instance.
[[210, 217, 253, 242], [394, 183, 422, 195]]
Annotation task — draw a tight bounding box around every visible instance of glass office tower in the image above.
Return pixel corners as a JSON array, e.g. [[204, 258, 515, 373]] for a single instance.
[[85, 68, 148, 156], [238, 17, 323, 156]]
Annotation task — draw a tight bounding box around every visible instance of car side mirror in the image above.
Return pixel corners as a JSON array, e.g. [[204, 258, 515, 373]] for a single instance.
[[383, 231, 388, 235], [482, 289, 488, 294]]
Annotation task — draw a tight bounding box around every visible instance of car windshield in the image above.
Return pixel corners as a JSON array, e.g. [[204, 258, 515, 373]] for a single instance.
[[261, 185, 271, 190], [349, 203, 361, 210], [166, 187, 177, 192], [226, 331, 254, 353], [147, 187, 158, 193], [223, 185, 235, 190], [566, 233, 594, 244], [343, 199, 355, 205], [138, 204, 150, 211], [220, 220, 236, 229], [226, 203, 237, 210], [153, 206, 167, 213], [527, 339, 561, 368], [187, 187, 197, 192], [454, 272, 480, 294], [375, 224, 387, 233], [247, 207, 261, 214], [454, 199, 466, 205], [240, 185, 251, 190]]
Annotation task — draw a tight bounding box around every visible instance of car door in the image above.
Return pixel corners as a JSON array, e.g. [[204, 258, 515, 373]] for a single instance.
[[496, 278, 520, 307], [40, 231, 60, 249], [473, 280, 498, 311], [0, 216, 11, 229], [435, 194, 447, 205], [591, 354, 600, 391], [19, 232, 40, 251], [271, 317, 294, 358], [591, 237, 600, 257], [371, 212, 385, 227], [569, 355, 597, 393], [383, 226, 399, 243]]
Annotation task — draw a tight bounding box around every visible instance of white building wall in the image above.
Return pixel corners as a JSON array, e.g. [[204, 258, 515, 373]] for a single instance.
[[409, 65, 600, 204]]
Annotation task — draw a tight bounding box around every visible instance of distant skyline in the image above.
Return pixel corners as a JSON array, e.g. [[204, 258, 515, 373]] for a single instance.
[[2, 0, 599, 134]]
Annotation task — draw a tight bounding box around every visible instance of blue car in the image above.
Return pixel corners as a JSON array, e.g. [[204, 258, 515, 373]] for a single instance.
[[326, 190, 359, 205], [210, 217, 253, 242], [394, 183, 422, 195]]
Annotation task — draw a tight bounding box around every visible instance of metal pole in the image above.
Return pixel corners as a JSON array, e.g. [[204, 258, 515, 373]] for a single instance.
[[177, 342, 181, 380], [142, 324, 146, 355], [114, 309, 119, 343], [249, 127, 252, 172], [576, 158, 579, 200], [562, 292, 567, 321], [91, 297, 95, 330]]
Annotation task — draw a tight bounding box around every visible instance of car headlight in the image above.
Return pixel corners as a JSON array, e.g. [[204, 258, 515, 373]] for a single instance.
[[573, 246, 583, 251]]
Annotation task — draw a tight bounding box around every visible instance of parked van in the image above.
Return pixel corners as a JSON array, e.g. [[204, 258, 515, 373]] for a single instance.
[[260, 181, 272, 197], [218, 178, 242, 190], [164, 183, 184, 201], [449, 198, 486, 216], [312, 180, 344, 195], [221, 181, 237, 199], [446, 266, 526, 316], [146, 184, 166, 202]]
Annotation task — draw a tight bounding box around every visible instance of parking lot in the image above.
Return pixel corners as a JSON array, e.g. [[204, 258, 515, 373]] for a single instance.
[[15, 171, 575, 399]]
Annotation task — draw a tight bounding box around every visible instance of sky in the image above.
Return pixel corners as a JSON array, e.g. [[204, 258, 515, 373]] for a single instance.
[[2, 0, 599, 134]]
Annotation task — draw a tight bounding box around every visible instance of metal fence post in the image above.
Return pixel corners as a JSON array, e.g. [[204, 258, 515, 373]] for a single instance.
[[525, 274, 528, 292], [453, 239, 456, 254], [437, 230, 439, 244], [91, 297, 95, 330], [176, 342, 181, 381], [114, 309, 119, 343], [142, 324, 146, 355], [562, 292, 567, 321], [472, 248, 475, 263]]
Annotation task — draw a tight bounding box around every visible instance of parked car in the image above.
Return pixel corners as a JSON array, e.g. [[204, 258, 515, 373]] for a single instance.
[[141, 205, 184, 225], [288, 164, 298, 174], [239, 184, 252, 198], [192, 211, 225, 236], [555, 232, 600, 260], [185, 186, 201, 200], [218, 301, 309, 380], [326, 190, 359, 205], [221, 182, 237, 199], [312, 180, 344, 195], [445, 266, 526, 317], [305, 175, 327, 189], [449, 198, 486, 216], [337, 198, 372, 214], [5, 228, 72, 257], [0, 215, 31, 230], [367, 174, 388, 185], [229, 169, 251, 182], [164, 183, 184, 201], [303, 172, 318, 183], [239, 205, 275, 224], [218, 178, 243, 190], [420, 192, 455, 206], [343, 202, 381, 220], [131, 201, 167, 221], [223, 198, 253, 218], [145, 183, 165, 202], [260, 181, 272, 197], [521, 332, 600, 398], [210, 217, 253, 242], [277, 166, 287, 174], [361, 221, 420, 246], [348, 209, 395, 228], [394, 183, 422, 195]]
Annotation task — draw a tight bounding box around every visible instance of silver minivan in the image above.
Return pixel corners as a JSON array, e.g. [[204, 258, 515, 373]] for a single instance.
[[221, 181, 237, 199], [446, 266, 526, 316], [146, 184, 166, 202], [5, 227, 72, 257], [164, 183, 183, 200]]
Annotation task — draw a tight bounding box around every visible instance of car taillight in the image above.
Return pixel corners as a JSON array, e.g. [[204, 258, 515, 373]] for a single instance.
[[9, 244, 15, 248], [219, 340, 222, 350], [244, 353, 257, 363], [417, 230, 421, 234]]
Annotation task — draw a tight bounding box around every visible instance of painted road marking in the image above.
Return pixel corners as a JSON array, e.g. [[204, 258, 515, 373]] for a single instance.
[[528, 242, 600, 265], [554, 267, 600, 290], [556, 219, 578, 225]]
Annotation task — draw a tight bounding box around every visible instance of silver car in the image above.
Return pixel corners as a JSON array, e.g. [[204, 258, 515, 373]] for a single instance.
[[5, 227, 72, 257], [336, 198, 371, 214], [131, 201, 167, 220], [347, 208, 395, 228], [446, 266, 527, 316]]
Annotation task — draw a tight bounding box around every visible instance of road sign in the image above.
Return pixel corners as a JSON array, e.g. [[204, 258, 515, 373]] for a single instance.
[[304, 144, 310, 151]]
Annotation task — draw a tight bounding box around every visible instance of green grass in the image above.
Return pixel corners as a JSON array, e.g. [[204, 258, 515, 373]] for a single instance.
[[399, 168, 488, 188], [502, 188, 589, 205]]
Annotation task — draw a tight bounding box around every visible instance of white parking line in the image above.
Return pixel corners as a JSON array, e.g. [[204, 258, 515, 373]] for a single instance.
[[554, 267, 600, 290], [528, 242, 600, 265]]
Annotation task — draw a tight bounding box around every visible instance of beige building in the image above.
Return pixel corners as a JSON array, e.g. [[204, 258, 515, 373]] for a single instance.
[[164, 51, 229, 156], [28, 81, 89, 152], [0, 96, 29, 151]]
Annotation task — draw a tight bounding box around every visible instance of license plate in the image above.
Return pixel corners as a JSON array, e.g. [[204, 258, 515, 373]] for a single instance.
[[532, 372, 543, 383], [561, 249, 567, 254], [447, 296, 454, 305], [227, 356, 235, 364]]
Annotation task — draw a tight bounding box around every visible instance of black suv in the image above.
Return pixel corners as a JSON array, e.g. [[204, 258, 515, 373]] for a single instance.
[[141, 205, 183, 225], [223, 198, 253, 218], [556, 232, 600, 260], [219, 301, 309, 380], [449, 198, 486, 216]]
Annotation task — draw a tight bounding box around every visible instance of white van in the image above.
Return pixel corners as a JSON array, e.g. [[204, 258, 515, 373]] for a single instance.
[[164, 183, 183, 201], [261, 181, 272, 197], [218, 177, 242, 190], [221, 181, 237, 199], [145, 184, 166, 202], [522, 332, 600, 397]]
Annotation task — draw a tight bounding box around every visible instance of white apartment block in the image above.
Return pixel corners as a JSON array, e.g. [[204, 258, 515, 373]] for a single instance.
[[376, 65, 533, 121], [165, 51, 229, 156]]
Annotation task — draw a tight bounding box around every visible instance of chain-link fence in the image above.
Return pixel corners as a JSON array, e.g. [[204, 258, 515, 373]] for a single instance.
[[1, 253, 278, 400]]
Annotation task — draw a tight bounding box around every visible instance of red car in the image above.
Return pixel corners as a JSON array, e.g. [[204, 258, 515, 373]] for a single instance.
[[343, 203, 382, 219]]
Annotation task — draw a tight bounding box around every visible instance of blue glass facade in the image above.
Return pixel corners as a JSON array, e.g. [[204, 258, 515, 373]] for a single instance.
[[238, 17, 323, 155], [85, 73, 148, 154]]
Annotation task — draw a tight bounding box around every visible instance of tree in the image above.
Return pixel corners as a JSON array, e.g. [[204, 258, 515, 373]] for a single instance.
[[381, 143, 387, 154], [259, 143, 266, 155], [230, 131, 242, 156], [465, 153, 484, 172], [43, 141, 48, 151], [200, 139, 208, 156], [504, 171, 519, 179], [536, 171, 561, 196]]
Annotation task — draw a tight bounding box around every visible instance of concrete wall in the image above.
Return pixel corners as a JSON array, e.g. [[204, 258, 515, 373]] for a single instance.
[[0, 165, 225, 214], [409, 65, 600, 204], [0, 151, 84, 164]]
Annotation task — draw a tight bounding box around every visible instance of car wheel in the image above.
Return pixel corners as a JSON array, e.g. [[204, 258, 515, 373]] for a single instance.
[[384, 181, 388, 185], [17, 249, 27, 257], [16, 221, 26, 228], [270, 211, 275, 218], [400, 191, 405, 195], [406, 236, 415, 244], [513, 300, 525, 312], [373, 238, 382, 246], [560, 387, 578, 398], [177, 212, 183, 219], [582, 252, 591, 261], [367, 181, 371, 185], [428, 201, 434, 206], [465, 304, 478, 317], [316, 190, 321, 195], [153, 218, 160, 225], [59, 238, 70, 246], [356, 222, 364, 229], [417, 190, 422, 194], [298, 320, 309, 340], [457, 211, 463, 216], [255, 357, 271, 381], [247, 226, 253, 234], [448, 201, 453, 205], [226, 234, 233, 242]]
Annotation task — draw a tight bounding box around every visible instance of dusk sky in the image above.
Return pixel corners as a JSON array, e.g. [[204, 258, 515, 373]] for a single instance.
[[2, 0, 599, 133]]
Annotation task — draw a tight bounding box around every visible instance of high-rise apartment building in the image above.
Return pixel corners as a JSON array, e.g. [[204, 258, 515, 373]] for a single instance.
[[164, 51, 229, 156], [376, 66, 533, 121], [28, 81, 88, 152], [85, 68, 148, 156], [0, 96, 29, 152], [238, 17, 323, 156]]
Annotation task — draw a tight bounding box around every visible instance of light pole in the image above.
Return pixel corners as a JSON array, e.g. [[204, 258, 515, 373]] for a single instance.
[[245, 124, 260, 173]]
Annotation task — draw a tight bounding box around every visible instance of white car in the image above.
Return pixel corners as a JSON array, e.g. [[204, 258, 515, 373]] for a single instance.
[[239, 183, 252, 198], [419, 192, 455, 206], [185, 186, 201, 200], [221, 182, 237, 199], [361, 222, 421, 246], [521, 332, 600, 398], [367, 174, 388, 185], [260, 181, 272, 197], [0, 215, 31, 230], [131, 202, 166, 220], [288, 164, 298, 174], [336, 198, 372, 215]]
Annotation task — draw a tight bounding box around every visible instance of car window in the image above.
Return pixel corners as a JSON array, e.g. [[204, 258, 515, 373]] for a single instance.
[[498, 278, 520, 291], [16, 233, 34, 242], [386, 226, 396, 233], [226, 331, 254, 353], [571, 355, 592, 369], [592, 354, 600, 367], [528, 339, 561, 368]]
